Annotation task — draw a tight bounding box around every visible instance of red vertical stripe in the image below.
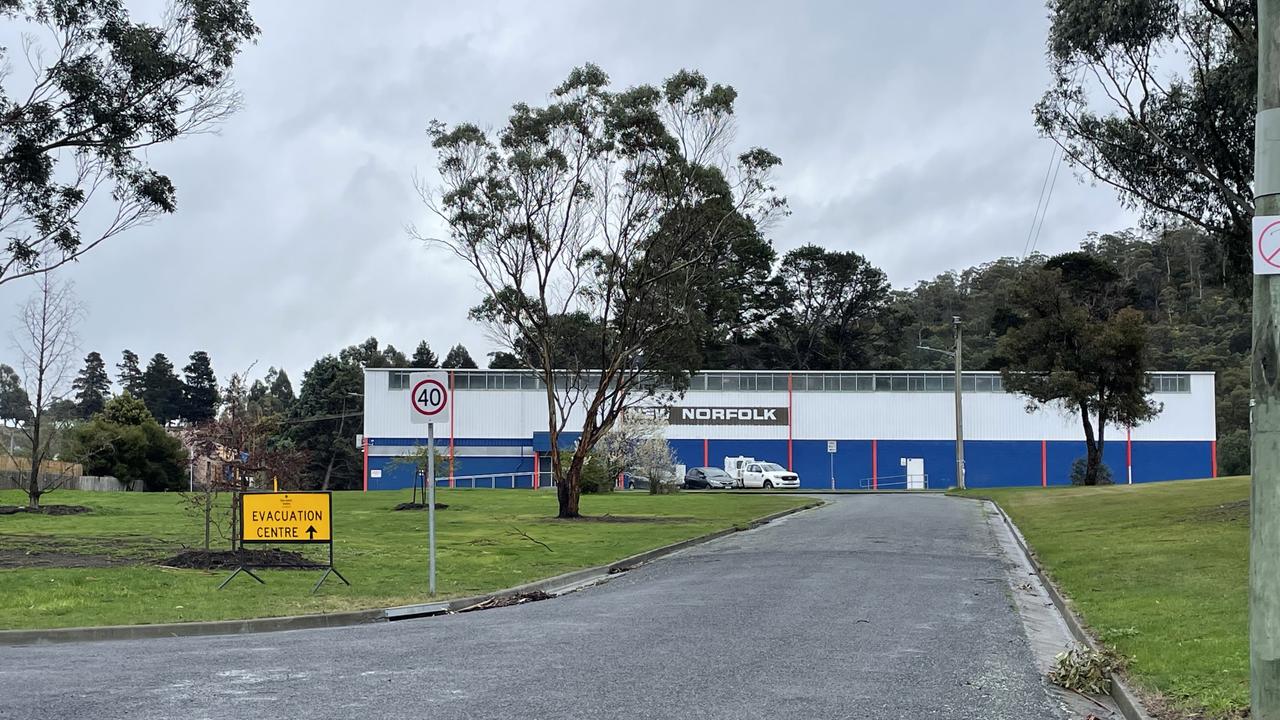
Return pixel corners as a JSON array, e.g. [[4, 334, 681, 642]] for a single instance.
[[1041, 440, 1047, 487], [533, 450, 539, 490], [448, 370, 456, 489], [703, 438, 708, 467], [1212, 440, 1218, 478], [872, 439, 878, 490], [786, 373, 794, 471], [362, 437, 369, 492]]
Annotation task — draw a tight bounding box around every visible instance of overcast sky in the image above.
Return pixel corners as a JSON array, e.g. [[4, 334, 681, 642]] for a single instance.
[[1, 0, 1135, 387]]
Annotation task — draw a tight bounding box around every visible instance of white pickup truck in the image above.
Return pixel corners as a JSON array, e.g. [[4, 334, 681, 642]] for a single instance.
[[724, 456, 800, 489]]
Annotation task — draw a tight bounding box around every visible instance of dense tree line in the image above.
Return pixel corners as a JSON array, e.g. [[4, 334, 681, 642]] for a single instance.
[[692, 228, 1247, 476]]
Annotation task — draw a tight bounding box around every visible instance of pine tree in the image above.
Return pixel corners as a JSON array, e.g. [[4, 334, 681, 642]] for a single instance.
[[181, 351, 219, 423], [411, 341, 439, 368], [382, 344, 409, 368], [487, 351, 523, 369], [71, 352, 112, 418], [140, 353, 184, 424], [442, 344, 478, 369], [117, 350, 144, 397], [269, 369, 295, 407]]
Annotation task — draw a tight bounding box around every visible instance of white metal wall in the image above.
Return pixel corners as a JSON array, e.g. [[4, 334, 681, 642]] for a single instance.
[[363, 370, 1216, 442]]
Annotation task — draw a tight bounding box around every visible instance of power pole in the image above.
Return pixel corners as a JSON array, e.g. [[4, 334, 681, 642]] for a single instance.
[[916, 318, 965, 490], [1254, 2, 1280, 715], [953, 316, 965, 490]]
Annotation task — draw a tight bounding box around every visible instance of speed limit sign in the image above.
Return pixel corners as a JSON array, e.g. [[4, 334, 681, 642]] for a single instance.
[[409, 372, 450, 424]]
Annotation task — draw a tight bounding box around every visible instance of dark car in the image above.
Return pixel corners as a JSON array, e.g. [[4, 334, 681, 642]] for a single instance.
[[623, 472, 680, 491], [683, 467, 735, 489]]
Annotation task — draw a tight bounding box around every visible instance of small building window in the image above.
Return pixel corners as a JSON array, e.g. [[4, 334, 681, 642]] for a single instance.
[[388, 372, 410, 390]]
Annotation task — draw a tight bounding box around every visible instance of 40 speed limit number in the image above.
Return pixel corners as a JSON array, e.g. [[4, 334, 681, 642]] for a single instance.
[[409, 372, 450, 424]]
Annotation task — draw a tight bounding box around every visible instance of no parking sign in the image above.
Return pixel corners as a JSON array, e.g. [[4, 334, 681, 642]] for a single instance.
[[1255, 216, 1280, 275]]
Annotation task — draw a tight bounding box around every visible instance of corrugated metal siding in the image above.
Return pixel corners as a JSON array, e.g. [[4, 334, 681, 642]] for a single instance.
[[360, 369, 1216, 490], [364, 369, 1216, 443]]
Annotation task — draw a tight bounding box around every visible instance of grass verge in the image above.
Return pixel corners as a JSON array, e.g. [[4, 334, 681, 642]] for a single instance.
[[0, 488, 811, 630], [956, 477, 1248, 717]]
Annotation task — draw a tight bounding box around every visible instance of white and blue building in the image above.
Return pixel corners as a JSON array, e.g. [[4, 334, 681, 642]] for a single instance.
[[360, 369, 1217, 490]]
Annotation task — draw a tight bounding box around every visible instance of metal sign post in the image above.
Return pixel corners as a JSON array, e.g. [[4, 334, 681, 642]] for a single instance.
[[827, 440, 837, 490], [428, 422, 436, 595], [409, 371, 450, 596]]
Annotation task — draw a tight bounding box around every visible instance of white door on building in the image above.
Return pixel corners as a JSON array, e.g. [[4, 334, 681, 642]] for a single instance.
[[905, 458, 925, 489]]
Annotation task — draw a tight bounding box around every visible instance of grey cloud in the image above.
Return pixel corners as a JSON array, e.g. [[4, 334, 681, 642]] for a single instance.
[[0, 0, 1136, 385]]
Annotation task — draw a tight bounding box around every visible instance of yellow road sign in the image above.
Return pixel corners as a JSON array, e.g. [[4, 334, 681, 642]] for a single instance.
[[240, 492, 332, 544]]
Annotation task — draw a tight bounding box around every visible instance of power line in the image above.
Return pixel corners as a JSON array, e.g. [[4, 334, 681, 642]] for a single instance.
[[1022, 145, 1058, 257], [1027, 150, 1063, 258]]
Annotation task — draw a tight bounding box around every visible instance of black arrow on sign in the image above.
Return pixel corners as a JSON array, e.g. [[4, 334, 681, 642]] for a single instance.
[[305, 525, 317, 540]]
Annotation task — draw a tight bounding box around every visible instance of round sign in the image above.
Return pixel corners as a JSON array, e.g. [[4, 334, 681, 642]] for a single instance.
[[410, 378, 448, 417], [1260, 220, 1280, 269]]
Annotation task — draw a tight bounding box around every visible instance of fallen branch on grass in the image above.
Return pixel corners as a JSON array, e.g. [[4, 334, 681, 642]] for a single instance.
[[510, 526, 553, 552]]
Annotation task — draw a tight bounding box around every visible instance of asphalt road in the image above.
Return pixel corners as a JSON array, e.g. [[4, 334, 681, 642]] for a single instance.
[[0, 495, 1066, 719]]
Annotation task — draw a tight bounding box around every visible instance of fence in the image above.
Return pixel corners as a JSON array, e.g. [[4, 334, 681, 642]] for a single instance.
[[0, 472, 125, 492], [431, 471, 557, 490], [68, 476, 128, 492], [856, 473, 931, 490]]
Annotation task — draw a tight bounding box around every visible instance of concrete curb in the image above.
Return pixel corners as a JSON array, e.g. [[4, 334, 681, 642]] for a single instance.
[[984, 500, 1154, 720], [0, 499, 824, 646]]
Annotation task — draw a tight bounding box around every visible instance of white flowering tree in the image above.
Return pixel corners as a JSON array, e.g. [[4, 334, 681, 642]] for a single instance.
[[596, 411, 679, 494]]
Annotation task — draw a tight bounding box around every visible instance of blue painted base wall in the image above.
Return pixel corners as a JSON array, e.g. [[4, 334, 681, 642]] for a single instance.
[[363, 437, 1214, 491]]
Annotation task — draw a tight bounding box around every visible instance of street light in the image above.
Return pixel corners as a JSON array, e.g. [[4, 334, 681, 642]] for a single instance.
[[917, 316, 965, 490]]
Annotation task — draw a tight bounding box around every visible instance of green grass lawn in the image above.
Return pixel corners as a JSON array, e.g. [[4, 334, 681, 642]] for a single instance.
[[0, 488, 811, 630], [957, 477, 1249, 716]]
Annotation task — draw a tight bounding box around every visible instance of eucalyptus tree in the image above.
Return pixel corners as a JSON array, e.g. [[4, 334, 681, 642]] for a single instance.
[[418, 65, 785, 517]]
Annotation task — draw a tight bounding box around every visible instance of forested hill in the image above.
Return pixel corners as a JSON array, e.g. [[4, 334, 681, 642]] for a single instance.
[[709, 229, 1248, 475], [899, 230, 1248, 475]]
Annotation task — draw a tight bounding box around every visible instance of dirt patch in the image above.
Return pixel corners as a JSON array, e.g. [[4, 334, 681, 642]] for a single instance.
[[0, 547, 127, 569], [0, 533, 166, 569], [392, 502, 449, 511], [1188, 499, 1248, 523], [161, 548, 325, 570], [456, 590, 553, 613], [540, 514, 696, 524], [0, 505, 92, 516]]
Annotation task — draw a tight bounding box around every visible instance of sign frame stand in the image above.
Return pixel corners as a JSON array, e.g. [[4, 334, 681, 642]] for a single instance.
[[219, 491, 349, 595], [217, 564, 264, 590]]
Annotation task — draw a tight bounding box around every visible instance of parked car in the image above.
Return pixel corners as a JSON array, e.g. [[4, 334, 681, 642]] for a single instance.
[[683, 467, 736, 489], [623, 472, 680, 491], [739, 461, 800, 489]]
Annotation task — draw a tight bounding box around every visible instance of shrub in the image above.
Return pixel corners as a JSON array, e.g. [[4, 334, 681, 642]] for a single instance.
[[1218, 428, 1249, 476], [1069, 456, 1114, 486], [568, 451, 615, 494], [66, 395, 187, 491]]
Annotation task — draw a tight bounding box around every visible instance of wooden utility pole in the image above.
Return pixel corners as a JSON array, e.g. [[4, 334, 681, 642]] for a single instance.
[[1254, 2, 1280, 715]]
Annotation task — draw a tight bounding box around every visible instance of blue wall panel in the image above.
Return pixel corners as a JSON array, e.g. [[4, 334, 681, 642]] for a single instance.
[[1045, 441, 1126, 486], [668, 439, 705, 471], [874, 440, 957, 489], [964, 441, 1041, 488], [791, 440, 873, 489], [365, 435, 1214, 491], [366, 455, 417, 491], [705, 439, 790, 470], [1131, 441, 1212, 483], [366, 454, 534, 491]]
